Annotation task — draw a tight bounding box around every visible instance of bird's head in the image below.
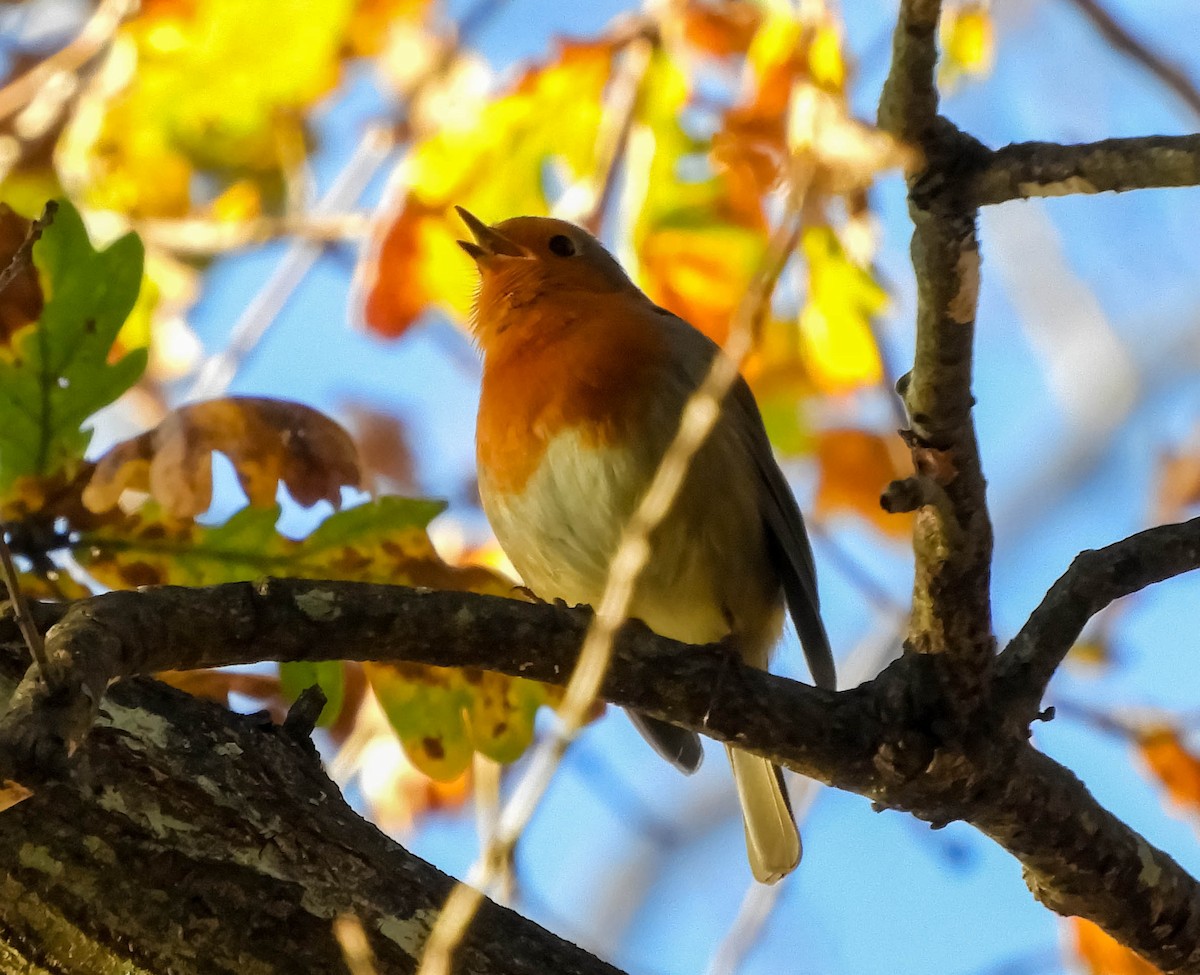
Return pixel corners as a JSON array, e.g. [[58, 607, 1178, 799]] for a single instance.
[[456, 208, 636, 347]]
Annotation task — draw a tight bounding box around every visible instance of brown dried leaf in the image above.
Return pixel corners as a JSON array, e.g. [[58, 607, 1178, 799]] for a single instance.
[[0, 204, 43, 345], [342, 401, 418, 493], [83, 396, 363, 518]]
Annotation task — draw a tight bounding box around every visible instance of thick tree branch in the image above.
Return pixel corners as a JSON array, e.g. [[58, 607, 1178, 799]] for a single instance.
[[971, 134, 1200, 205], [0, 638, 621, 975], [3, 582, 1200, 970], [879, 0, 995, 682], [996, 516, 1200, 723]]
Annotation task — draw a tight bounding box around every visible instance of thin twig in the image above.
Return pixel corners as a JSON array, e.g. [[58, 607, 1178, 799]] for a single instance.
[[0, 532, 51, 677], [573, 27, 657, 233], [0, 0, 135, 123], [415, 179, 812, 975], [0, 199, 57, 295], [1063, 0, 1200, 121], [184, 128, 393, 401]]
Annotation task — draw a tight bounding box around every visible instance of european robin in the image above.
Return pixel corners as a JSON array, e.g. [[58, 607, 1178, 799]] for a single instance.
[[457, 208, 835, 884]]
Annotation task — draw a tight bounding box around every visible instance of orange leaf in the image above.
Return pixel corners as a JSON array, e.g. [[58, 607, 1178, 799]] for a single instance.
[[681, 0, 763, 58], [359, 201, 442, 340], [83, 396, 363, 518], [1070, 917, 1163, 975], [1137, 726, 1200, 815], [814, 428, 913, 536]]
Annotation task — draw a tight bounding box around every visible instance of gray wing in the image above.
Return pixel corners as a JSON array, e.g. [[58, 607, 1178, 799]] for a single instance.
[[730, 377, 837, 691], [651, 305, 836, 691]]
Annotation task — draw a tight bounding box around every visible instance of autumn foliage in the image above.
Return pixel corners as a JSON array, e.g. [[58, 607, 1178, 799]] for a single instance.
[[1, 1, 1191, 971]]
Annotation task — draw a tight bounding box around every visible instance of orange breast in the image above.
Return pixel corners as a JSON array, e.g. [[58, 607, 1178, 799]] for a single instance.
[[476, 298, 669, 495]]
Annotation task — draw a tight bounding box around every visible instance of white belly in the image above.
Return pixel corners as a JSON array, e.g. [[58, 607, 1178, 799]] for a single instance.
[[479, 426, 783, 659]]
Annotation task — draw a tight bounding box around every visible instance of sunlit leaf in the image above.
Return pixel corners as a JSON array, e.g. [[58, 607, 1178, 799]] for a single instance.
[[1137, 726, 1200, 817], [799, 225, 886, 393], [939, 3, 996, 90], [632, 49, 765, 340], [0, 200, 146, 510], [1070, 917, 1163, 975], [814, 428, 913, 536], [83, 396, 364, 518], [360, 40, 616, 338], [78, 0, 357, 218], [680, 0, 763, 59]]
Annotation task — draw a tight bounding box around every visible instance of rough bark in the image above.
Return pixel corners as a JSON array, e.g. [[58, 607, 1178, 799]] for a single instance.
[[5, 576, 1200, 971], [0, 634, 622, 975]]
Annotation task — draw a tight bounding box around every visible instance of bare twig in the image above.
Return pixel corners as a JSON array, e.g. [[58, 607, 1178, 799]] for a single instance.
[[971, 134, 1200, 206], [0, 532, 50, 677], [1063, 0, 1200, 121], [134, 212, 372, 257], [996, 515, 1200, 725], [0, 0, 135, 124], [184, 127, 393, 401], [0, 199, 57, 295]]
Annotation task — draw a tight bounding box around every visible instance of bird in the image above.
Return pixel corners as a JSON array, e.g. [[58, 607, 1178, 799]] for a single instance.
[[457, 207, 835, 884]]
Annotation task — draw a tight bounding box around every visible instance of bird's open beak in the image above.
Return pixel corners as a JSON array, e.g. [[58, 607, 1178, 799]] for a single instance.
[[455, 206, 527, 262]]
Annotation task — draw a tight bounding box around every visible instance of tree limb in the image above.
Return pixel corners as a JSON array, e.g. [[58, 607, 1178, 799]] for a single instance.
[[0, 637, 622, 975], [878, 0, 996, 681], [996, 515, 1200, 724], [3, 581, 1200, 970], [1063, 0, 1200, 121], [971, 134, 1200, 205]]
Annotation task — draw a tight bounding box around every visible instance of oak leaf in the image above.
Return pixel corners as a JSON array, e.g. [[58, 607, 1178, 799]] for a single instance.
[[83, 396, 364, 518], [0, 200, 146, 509]]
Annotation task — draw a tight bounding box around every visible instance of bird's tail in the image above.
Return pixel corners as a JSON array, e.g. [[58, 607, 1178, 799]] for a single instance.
[[726, 745, 801, 884]]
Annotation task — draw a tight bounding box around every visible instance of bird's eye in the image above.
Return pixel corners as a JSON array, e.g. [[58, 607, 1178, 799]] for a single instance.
[[547, 234, 577, 257]]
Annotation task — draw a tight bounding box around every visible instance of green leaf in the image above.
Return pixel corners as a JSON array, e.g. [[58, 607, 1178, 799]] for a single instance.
[[0, 199, 146, 498], [279, 660, 346, 727], [77, 496, 453, 588]]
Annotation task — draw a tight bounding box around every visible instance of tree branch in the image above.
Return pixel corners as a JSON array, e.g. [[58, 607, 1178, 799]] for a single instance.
[[970, 134, 1200, 206], [0, 638, 622, 975], [996, 516, 1200, 723], [878, 0, 996, 681], [1063, 0, 1200, 121], [3, 581, 1200, 970]]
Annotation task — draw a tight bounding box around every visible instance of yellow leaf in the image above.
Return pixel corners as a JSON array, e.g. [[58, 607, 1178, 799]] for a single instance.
[[799, 226, 886, 393], [80, 0, 357, 217], [807, 22, 846, 90], [939, 4, 995, 89]]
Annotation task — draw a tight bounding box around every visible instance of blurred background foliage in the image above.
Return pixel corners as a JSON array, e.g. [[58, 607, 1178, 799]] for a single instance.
[[0, 1, 1198, 972]]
